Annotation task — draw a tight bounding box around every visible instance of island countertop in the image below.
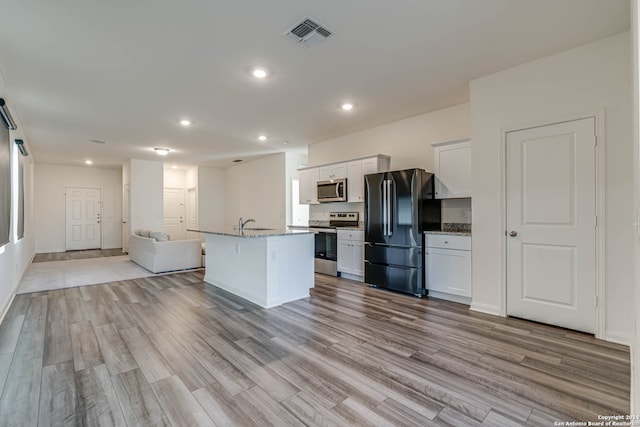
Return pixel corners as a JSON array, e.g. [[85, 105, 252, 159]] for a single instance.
[[187, 228, 315, 238]]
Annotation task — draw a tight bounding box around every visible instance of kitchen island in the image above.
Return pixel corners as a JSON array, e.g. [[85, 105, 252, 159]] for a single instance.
[[189, 228, 315, 308]]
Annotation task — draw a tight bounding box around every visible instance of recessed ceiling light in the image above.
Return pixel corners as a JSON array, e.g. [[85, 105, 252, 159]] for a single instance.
[[283, 140, 290, 145], [180, 119, 191, 126], [154, 148, 170, 156], [252, 68, 268, 79], [258, 135, 267, 141], [341, 103, 354, 111], [232, 159, 243, 163], [171, 165, 177, 169], [85, 160, 93, 165]]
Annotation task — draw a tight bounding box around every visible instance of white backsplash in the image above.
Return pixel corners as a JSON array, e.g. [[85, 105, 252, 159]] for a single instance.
[[308, 198, 471, 227], [441, 198, 472, 224], [309, 202, 364, 221]]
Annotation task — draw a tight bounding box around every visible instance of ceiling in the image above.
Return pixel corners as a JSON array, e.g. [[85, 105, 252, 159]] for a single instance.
[[0, 0, 630, 169]]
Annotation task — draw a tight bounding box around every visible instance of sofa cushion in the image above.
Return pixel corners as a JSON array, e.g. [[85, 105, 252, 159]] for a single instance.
[[136, 229, 151, 237], [150, 231, 169, 242]]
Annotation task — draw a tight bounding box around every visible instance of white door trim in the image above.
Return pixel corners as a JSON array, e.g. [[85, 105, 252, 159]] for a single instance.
[[499, 109, 605, 339]]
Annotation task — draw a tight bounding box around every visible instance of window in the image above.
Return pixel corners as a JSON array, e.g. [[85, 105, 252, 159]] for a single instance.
[[0, 122, 9, 247]]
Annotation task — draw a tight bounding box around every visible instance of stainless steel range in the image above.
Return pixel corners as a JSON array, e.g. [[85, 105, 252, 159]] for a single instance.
[[311, 212, 359, 276]]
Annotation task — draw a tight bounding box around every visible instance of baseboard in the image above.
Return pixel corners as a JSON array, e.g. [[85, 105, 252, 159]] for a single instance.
[[469, 301, 501, 316], [604, 330, 633, 347]]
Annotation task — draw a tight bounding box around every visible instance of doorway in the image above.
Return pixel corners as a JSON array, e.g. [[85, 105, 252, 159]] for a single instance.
[[65, 187, 102, 250], [505, 117, 599, 334]]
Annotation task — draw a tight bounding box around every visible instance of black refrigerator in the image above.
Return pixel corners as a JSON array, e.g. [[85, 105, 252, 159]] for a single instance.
[[364, 169, 441, 296]]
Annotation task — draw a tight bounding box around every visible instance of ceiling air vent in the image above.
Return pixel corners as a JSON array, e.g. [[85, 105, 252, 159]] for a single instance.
[[285, 17, 333, 46]]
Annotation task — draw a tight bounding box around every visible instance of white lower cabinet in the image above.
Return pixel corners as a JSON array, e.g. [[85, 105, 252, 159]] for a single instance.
[[425, 234, 471, 303], [337, 230, 364, 281]]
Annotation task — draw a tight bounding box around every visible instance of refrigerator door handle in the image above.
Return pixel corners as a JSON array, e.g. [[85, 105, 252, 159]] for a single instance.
[[386, 180, 393, 236], [382, 180, 388, 236]]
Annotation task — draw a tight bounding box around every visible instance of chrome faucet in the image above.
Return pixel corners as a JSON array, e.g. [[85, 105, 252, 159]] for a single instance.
[[238, 217, 255, 232]]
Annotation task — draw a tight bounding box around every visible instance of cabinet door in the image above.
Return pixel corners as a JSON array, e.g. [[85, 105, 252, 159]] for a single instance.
[[332, 163, 347, 179], [298, 168, 319, 204], [425, 248, 472, 296], [347, 161, 363, 202], [337, 240, 351, 273], [362, 158, 379, 176], [308, 168, 319, 204], [434, 140, 471, 199], [319, 166, 333, 181], [298, 170, 311, 204]]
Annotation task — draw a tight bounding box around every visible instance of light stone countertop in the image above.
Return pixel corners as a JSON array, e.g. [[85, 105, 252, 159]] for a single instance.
[[424, 230, 472, 236], [188, 228, 315, 238]]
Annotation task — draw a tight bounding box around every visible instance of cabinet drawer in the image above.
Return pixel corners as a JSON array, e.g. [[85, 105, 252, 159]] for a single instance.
[[424, 234, 471, 250], [337, 229, 364, 242]]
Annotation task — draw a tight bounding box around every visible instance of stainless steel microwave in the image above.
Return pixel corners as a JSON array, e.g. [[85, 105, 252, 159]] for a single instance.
[[317, 179, 347, 202]]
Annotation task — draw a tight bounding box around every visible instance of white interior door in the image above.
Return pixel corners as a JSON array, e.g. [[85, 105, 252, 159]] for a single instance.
[[186, 187, 198, 240], [506, 118, 596, 333], [65, 187, 102, 250], [123, 184, 130, 252], [163, 188, 185, 240]]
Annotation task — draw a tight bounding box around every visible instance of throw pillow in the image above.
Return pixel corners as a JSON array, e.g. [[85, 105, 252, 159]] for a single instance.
[[139, 229, 151, 237], [150, 231, 169, 242]]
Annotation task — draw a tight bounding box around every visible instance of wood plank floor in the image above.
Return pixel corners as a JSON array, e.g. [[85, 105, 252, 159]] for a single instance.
[[33, 248, 124, 263], [0, 272, 630, 426]]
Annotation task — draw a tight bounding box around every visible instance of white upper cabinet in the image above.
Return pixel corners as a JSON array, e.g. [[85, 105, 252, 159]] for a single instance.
[[432, 138, 471, 199], [298, 167, 319, 205], [299, 155, 390, 204], [347, 156, 390, 203], [319, 163, 347, 181], [347, 161, 363, 202]]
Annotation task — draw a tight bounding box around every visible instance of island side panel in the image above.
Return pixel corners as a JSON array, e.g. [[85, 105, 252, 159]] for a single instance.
[[265, 234, 315, 307], [204, 234, 268, 306]]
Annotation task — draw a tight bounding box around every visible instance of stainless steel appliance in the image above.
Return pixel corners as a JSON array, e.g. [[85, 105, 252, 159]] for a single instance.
[[364, 169, 440, 296], [317, 179, 347, 202], [310, 212, 359, 276]]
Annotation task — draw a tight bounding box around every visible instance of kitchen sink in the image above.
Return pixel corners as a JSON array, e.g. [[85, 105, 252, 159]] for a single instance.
[[243, 227, 275, 231]]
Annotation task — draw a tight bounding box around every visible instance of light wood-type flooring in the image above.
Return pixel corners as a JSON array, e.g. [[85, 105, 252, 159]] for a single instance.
[[0, 271, 630, 426]]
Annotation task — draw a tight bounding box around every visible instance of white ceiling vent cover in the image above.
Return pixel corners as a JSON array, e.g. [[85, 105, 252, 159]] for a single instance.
[[285, 17, 333, 46]]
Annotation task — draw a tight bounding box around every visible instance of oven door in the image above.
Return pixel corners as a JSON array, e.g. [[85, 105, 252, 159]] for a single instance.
[[317, 179, 347, 202]]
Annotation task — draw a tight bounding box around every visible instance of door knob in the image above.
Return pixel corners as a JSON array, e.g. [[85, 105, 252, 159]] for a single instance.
[[509, 230, 518, 237]]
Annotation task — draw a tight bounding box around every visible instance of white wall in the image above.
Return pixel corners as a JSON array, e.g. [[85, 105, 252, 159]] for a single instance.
[[129, 159, 163, 233], [470, 32, 633, 343], [224, 154, 287, 229], [0, 135, 35, 319], [34, 164, 122, 252], [197, 166, 225, 231], [308, 103, 470, 172], [441, 198, 472, 225], [631, 0, 639, 413], [163, 168, 186, 189]]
